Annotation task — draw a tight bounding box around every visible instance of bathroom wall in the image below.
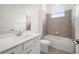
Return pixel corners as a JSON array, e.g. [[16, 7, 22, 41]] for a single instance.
[[0, 5, 29, 35], [47, 4, 73, 13], [42, 4, 74, 38], [0, 4, 41, 35], [29, 5, 41, 33], [71, 5, 76, 39], [75, 4, 79, 40], [40, 5, 48, 37], [46, 10, 72, 38]]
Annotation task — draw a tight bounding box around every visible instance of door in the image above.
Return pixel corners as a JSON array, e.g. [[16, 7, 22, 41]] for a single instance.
[[30, 42, 40, 54], [75, 4, 79, 53], [22, 42, 40, 54]]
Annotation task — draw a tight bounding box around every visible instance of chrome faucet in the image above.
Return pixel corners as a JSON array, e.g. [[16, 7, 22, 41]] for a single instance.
[[10, 29, 22, 36], [16, 30, 22, 36]]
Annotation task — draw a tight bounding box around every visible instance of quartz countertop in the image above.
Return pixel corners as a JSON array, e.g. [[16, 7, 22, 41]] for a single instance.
[[0, 32, 40, 53]]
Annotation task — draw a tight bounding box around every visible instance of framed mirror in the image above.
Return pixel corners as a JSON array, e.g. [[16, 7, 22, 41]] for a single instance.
[[26, 14, 31, 31]]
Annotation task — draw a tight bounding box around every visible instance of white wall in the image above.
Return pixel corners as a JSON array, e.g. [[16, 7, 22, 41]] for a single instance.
[[74, 5, 79, 53], [29, 5, 41, 33], [39, 5, 47, 37], [47, 4, 73, 13], [71, 5, 76, 39], [75, 4, 79, 40], [0, 5, 30, 34], [0, 4, 42, 35]]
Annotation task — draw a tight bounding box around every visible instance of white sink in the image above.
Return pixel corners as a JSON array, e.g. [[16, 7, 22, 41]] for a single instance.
[[16, 34, 33, 40]]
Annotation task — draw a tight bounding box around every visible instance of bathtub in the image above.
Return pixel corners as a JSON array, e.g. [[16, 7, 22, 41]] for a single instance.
[[44, 35, 74, 53]]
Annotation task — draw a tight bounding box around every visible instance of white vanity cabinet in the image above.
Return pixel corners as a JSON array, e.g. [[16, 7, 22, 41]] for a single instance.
[[22, 36, 40, 54], [22, 42, 40, 54], [1, 35, 40, 54]]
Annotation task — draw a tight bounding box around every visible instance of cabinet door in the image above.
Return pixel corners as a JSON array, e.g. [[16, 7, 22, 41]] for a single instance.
[[2, 44, 23, 54], [29, 42, 40, 54]]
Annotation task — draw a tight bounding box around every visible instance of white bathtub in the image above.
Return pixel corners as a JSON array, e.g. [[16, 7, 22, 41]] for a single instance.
[[44, 35, 74, 53]]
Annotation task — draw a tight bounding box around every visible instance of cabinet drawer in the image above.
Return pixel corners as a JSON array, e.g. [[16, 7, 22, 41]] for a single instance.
[[24, 39, 34, 50], [29, 42, 40, 54], [23, 42, 40, 54], [2, 44, 23, 54]]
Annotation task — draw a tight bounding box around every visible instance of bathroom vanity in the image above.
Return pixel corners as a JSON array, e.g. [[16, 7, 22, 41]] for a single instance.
[[0, 32, 40, 54]]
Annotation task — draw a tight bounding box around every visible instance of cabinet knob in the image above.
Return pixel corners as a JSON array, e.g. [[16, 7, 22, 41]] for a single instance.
[[27, 50, 32, 54], [29, 50, 32, 52], [11, 52, 15, 54], [27, 51, 30, 54]]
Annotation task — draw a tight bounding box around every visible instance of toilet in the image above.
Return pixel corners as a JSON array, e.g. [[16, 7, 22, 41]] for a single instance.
[[40, 39, 50, 53]]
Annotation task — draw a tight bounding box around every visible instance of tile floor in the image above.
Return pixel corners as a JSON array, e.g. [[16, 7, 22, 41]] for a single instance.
[[48, 46, 71, 54], [41, 46, 71, 54]]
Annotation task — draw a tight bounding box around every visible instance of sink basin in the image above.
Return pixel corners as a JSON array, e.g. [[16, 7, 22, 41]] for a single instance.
[[16, 34, 33, 40]]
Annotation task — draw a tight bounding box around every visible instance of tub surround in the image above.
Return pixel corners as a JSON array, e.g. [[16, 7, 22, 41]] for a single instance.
[[0, 32, 40, 53], [43, 10, 72, 38]]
